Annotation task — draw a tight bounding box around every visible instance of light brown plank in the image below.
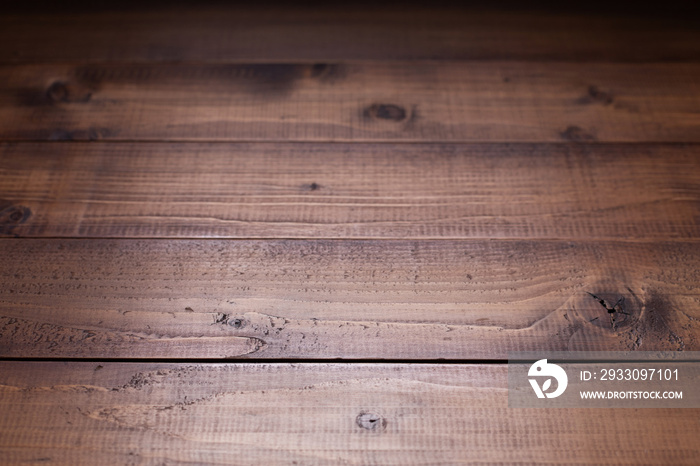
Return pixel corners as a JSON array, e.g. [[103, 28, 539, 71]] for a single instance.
[[1, 142, 699, 239], [2, 6, 699, 63], [1, 62, 699, 142], [1, 239, 698, 359], [0, 362, 698, 464]]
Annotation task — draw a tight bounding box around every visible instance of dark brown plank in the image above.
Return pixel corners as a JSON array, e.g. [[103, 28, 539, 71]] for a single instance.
[[1, 63, 699, 142], [1, 239, 698, 359], [1, 362, 698, 464], [1, 6, 699, 63], [1, 142, 698, 240]]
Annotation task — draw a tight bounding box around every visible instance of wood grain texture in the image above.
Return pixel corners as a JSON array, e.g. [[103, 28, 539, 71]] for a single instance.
[[0, 362, 698, 465], [1, 62, 699, 142], [1, 239, 698, 359], [2, 3, 699, 463], [1, 6, 699, 63], [1, 142, 699, 239]]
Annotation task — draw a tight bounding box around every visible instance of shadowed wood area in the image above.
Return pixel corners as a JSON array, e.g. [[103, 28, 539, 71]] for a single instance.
[[1, 142, 699, 239], [2, 6, 700, 63], [1, 362, 698, 464], [1, 239, 698, 359], [1, 62, 699, 142]]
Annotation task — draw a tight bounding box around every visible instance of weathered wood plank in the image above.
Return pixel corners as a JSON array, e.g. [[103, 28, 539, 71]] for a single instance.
[[1, 239, 698, 359], [1, 63, 699, 142], [0, 362, 698, 464], [2, 6, 699, 63], [1, 142, 698, 239]]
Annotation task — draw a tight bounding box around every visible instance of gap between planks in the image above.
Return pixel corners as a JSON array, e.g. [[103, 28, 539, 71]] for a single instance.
[[0, 357, 511, 364]]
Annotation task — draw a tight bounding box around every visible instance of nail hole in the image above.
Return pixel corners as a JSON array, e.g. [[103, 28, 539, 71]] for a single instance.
[[229, 318, 244, 329]]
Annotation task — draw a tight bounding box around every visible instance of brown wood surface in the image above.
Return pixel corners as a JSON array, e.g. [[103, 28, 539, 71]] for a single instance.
[[2, 6, 699, 63], [1, 62, 699, 142], [1, 239, 698, 359], [2, 3, 700, 463], [1, 142, 699, 239], [0, 362, 698, 465]]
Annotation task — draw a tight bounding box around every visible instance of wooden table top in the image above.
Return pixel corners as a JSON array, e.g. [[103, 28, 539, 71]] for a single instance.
[[1, 2, 699, 464]]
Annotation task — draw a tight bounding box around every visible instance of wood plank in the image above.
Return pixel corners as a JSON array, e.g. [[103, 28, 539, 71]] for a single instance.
[[1, 63, 699, 142], [0, 362, 698, 464], [2, 6, 699, 63], [1, 142, 698, 240], [1, 239, 698, 359]]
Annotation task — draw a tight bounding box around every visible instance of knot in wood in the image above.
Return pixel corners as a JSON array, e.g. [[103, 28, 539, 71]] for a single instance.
[[0, 205, 31, 225], [365, 104, 407, 121], [356, 412, 386, 431]]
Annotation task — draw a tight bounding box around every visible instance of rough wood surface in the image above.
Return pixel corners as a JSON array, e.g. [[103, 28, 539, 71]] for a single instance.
[[2, 3, 699, 462], [1, 142, 699, 239], [0, 362, 698, 465], [2, 6, 699, 63], [1, 62, 699, 142], [1, 239, 698, 359]]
